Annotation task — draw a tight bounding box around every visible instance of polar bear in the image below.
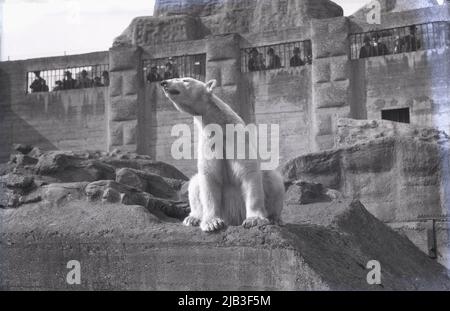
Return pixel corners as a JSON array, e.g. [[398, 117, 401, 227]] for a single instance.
[[161, 77, 284, 232]]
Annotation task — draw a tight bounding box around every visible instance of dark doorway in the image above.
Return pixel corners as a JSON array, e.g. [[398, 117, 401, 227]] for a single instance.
[[381, 108, 410, 124]]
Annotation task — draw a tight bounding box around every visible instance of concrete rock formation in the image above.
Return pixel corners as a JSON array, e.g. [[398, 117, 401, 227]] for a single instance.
[[1, 144, 450, 290], [282, 136, 450, 224], [115, 0, 343, 46]]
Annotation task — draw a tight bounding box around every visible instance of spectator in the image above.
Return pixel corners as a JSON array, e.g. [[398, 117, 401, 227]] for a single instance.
[[76, 70, 93, 89], [393, 35, 403, 54], [290, 47, 305, 67], [256, 52, 266, 70], [266, 48, 281, 69], [248, 48, 261, 72], [41, 80, 49, 92], [63, 71, 77, 90], [29, 71, 48, 93], [403, 25, 421, 52], [304, 41, 313, 64], [53, 80, 63, 91], [359, 36, 376, 58], [102, 71, 110, 86], [371, 33, 389, 56], [147, 66, 162, 83], [93, 77, 104, 87], [163, 62, 179, 80]]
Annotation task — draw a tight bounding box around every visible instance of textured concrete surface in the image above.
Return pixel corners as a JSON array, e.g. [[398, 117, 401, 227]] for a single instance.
[[336, 118, 450, 148], [1, 198, 449, 290], [282, 137, 450, 223]]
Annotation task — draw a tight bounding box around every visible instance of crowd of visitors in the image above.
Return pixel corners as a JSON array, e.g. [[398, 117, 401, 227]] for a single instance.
[[146, 60, 180, 83], [359, 26, 422, 59], [247, 46, 311, 72], [29, 69, 110, 93]]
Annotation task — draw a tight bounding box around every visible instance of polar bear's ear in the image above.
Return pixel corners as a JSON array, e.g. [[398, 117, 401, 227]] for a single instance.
[[205, 80, 217, 93]]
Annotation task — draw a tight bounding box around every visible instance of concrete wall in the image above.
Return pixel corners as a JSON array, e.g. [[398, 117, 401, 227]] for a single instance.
[[244, 66, 313, 164], [351, 49, 450, 133], [0, 52, 109, 162]]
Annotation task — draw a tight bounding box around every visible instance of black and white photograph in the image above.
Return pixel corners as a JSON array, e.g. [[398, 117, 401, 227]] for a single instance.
[[1, 0, 450, 299]]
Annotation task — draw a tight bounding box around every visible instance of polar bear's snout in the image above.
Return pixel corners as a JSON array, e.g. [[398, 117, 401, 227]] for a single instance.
[[160, 80, 181, 95]]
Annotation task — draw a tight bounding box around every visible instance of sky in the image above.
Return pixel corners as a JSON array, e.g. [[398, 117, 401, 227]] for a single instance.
[[0, 0, 372, 61]]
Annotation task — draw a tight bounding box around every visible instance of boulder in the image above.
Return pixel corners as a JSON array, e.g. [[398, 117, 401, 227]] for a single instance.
[[3, 174, 34, 190], [0, 199, 449, 290], [10, 154, 38, 167], [13, 144, 33, 155], [116, 168, 177, 199], [285, 180, 342, 205], [99, 157, 188, 181], [42, 182, 89, 207], [85, 180, 189, 220], [36, 151, 115, 183]]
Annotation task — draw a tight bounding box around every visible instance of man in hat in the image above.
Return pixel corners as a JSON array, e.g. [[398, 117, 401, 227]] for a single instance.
[[62, 71, 77, 90], [290, 47, 305, 67], [76, 70, 93, 89], [248, 48, 261, 72], [403, 25, 421, 52], [359, 35, 376, 58], [29, 71, 48, 93], [102, 71, 110, 86], [147, 66, 162, 83], [371, 33, 389, 56], [163, 62, 179, 80], [53, 80, 64, 91]]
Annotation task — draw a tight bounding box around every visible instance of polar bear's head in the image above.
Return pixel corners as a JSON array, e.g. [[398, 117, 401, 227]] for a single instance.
[[160, 78, 217, 115]]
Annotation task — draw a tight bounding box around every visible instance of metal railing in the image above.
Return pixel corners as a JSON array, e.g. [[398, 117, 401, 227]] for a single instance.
[[241, 40, 312, 73], [350, 21, 450, 60], [26, 64, 109, 94], [143, 54, 206, 83]]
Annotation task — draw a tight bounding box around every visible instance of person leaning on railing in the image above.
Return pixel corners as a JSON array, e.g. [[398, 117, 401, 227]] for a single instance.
[[102, 71, 110, 86], [402, 25, 421, 52], [147, 66, 162, 83], [266, 48, 281, 69], [359, 36, 377, 58], [63, 71, 77, 90], [76, 70, 94, 89], [290, 47, 305, 67], [371, 33, 389, 56], [29, 71, 49, 93]]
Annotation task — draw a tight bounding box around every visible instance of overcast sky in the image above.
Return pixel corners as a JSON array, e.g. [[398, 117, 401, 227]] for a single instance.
[[0, 0, 371, 61]]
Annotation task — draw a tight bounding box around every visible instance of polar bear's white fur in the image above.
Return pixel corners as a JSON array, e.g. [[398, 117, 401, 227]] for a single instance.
[[161, 77, 284, 232]]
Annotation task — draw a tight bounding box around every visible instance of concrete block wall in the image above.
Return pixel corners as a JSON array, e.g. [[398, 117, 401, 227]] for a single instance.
[[311, 17, 352, 151]]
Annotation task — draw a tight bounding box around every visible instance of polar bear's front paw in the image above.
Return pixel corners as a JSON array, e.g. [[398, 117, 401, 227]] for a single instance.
[[200, 218, 226, 232], [183, 216, 201, 227], [242, 217, 270, 229]]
